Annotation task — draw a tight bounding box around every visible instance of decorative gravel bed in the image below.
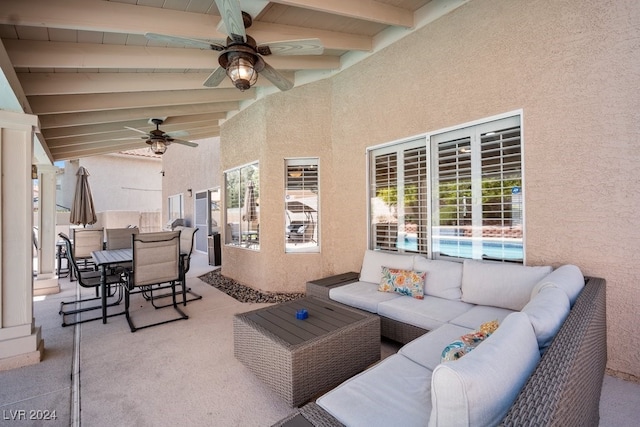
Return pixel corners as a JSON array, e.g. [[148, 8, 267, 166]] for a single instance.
[[199, 270, 304, 303]]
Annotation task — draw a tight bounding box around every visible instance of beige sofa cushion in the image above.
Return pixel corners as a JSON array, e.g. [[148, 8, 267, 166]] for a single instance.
[[461, 260, 552, 311], [429, 312, 540, 427], [522, 285, 570, 352], [359, 249, 414, 284], [531, 264, 584, 306], [413, 257, 463, 300]]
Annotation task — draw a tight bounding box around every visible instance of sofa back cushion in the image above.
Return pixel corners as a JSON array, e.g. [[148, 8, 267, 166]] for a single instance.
[[461, 260, 552, 311], [531, 264, 584, 306], [429, 312, 540, 427], [522, 285, 570, 352], [413, 257, 463, 300], [359, 249, 414, 284]]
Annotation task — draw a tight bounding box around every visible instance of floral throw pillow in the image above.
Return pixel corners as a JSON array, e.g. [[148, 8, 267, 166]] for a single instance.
[[441, 320, 500, 362], [378, 267, 427, 299]]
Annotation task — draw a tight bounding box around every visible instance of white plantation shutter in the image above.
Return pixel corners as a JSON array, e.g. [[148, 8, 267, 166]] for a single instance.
[[431, 115, 523, 262], [285, 158, 319, 252], [367, 114, 523, 262], [369, 139, 428, 253]]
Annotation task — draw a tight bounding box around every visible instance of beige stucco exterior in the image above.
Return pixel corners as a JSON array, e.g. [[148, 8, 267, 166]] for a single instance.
[[59, 153, 162, 213], [219, 0, 640, 380], [162, 137, 222, 240]]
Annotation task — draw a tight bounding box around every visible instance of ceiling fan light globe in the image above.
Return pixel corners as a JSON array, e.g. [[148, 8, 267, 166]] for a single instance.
[[151, 140, 167, 155], [226, 56, 258, 91]]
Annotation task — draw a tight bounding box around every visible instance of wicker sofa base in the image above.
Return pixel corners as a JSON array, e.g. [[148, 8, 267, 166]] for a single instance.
[[380, 315, 429, 344], [275, 276, 606, 427]]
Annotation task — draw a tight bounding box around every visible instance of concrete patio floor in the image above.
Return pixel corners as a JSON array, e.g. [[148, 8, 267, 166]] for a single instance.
[[1, 252, 638, 426]]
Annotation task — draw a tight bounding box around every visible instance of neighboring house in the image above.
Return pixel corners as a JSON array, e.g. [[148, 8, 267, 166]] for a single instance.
[[56, 150, 163, 234]]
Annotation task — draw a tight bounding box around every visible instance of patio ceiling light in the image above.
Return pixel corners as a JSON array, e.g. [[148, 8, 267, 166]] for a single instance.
[[148, 138, 167, 155], [219, 50, 262, 91]]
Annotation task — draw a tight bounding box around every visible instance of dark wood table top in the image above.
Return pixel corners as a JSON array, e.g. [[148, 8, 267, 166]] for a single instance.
[[237, 297, 373, 346]]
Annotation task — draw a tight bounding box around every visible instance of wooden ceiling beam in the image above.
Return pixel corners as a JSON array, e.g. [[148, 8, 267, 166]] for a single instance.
[[4, 40, 340, 72], [17, 71, 295, 96], [39, 102, 239, 129], [42, 115, 223, 139], [28, 88, 252, 115], [46, 125, 220, 148], [0, 0, 224, 40], [50, 142, 159, 161], [269, 0, 414, 28], [0, 0, 371, 51]]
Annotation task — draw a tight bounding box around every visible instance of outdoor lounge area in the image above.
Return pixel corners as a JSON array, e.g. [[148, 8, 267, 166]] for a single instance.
[[1, 1, 639, 426], [0, 252, 636, 426]]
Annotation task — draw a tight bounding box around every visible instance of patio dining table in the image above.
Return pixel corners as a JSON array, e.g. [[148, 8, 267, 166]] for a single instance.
[[91, 248, 132, 324], [91, 248, 189, 324]]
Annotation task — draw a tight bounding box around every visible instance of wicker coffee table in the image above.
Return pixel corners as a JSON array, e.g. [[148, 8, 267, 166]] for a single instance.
[[233, 296, 380, 407]]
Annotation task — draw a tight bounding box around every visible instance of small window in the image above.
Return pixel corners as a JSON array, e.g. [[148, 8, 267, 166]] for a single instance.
[[168, 194, 183, 222], [285, 159, 319, 253], [224, 162, 259, 249]]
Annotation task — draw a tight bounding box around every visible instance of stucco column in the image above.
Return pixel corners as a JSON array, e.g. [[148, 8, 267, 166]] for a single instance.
[[34, 164, 60, 295], [0, 110, 44, 371]]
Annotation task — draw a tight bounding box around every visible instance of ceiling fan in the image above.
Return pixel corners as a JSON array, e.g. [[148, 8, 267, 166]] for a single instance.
[[145, 0, 324, 91], [125, 119, 198, 155]]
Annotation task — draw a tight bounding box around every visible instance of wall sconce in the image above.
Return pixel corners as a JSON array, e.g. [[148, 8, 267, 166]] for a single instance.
[[32, 165, 38, 180], [187, 188, 192, 197]]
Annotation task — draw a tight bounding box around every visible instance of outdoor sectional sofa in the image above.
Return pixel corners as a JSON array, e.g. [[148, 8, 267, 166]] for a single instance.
[[276, 250, 607, 427]]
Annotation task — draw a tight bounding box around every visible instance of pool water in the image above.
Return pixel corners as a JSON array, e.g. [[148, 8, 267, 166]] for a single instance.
[[397, 234, 523, 261]]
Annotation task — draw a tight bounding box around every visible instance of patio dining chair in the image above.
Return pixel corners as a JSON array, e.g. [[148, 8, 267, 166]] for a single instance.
[[105, 227, 139, 273], [71, 228, 104, 279], [140, 227, 203, 307], [175, 226, 203, 305], [58, 233, 124, 327], [120, 231, 188, 332]]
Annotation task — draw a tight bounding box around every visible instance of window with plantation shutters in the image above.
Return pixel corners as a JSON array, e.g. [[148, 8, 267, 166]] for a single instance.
[[431, 115, 523, 262], [285, 159, 319, 252], [369, 139, 428, 253], [367, 113, 523, 263]]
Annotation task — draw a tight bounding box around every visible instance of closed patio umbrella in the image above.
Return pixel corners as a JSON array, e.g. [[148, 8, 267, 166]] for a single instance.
[[70, 166, 97, 226], [241, 181, 257, 231]]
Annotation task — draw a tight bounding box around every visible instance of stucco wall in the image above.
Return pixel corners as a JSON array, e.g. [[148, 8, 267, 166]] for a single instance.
[[61, 153, 162, 213], [162, 136, 221, 234], [219, 0, 640, 380], [221, 81, 333, 291]]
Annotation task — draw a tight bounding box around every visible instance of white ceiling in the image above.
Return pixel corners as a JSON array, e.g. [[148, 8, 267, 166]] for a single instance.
[[0, 0, 468, 162]]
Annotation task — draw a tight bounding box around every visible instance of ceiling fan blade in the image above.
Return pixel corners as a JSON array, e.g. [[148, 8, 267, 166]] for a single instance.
[[111, 136, 145, 141], [145, 33, 226, 51], [259, 62, 294, 91], [215, 0, 246, 42], [203, 67, 228, 88], [257, 39, 324, 56], [171, 139, 199, 148], [165, 130, 189, 138], [124, 126, 149, 135]]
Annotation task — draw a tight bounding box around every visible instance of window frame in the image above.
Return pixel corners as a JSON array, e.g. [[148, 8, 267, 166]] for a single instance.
[[167, 193, 183, 222], [285, 158, 320, 253], [224, 161, 260, 250], [367, 111, 524, 263]]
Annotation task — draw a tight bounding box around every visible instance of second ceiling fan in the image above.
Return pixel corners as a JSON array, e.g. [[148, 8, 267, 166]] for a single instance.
[[125, 119, 198, 155], [145, 0, 324, 91]]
